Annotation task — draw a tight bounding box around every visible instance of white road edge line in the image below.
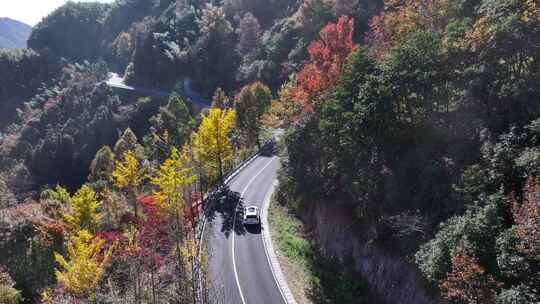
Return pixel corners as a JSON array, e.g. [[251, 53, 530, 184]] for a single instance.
[[261, 180, 298, 304], [196, 151, 262, 302], [232, 157, 277, 304]]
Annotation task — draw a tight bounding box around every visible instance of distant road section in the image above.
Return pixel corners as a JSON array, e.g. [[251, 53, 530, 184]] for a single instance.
[[106, 72, 171, 98], [106, 73, 133, 90], [106, 73, 209, 110]]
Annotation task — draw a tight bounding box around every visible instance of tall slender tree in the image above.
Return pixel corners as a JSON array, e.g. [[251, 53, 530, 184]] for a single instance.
[[211, 87, 231, 109], [192, 108, 236, 184], [64, 185, 101, 233], [151, 148, 198, 300], [113, 128, 140, 157], [88, 146, 115, 184], [235, 82, 272, 148], [54, 230, 113, 300], [236, 12, 261, 55], [112, 150, 145, 217]]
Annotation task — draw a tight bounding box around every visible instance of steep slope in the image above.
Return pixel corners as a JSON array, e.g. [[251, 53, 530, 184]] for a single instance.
[[0, 17, 31, 49]]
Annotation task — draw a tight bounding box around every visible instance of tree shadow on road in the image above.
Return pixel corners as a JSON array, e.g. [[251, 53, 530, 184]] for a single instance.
[[205, 186, 247, 238]]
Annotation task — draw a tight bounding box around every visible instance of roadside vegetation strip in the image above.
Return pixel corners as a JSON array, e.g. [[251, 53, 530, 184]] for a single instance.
[[268, 197, 369, 304], [267, 196, 313, 304], [261, 180, 298, 304]]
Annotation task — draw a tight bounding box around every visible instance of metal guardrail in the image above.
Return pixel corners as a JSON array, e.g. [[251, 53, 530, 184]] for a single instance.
[[192, 141, 273, 304]]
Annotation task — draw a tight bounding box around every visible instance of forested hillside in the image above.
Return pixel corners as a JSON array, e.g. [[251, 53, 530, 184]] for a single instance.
[[275, 0, 540, 303], [0, 0, 539, 303]]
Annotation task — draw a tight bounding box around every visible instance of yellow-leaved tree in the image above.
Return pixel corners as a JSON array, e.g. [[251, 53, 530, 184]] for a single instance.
[[192, 108, 236, 184], [151, 147, 198, 299], [65, 185, 101, 232], [151, 147, 197, 213], [54, 230, 112, 300], [112, 150, 145, 217]]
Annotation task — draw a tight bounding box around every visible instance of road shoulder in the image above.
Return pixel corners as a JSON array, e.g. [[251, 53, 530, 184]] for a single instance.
[[261, 180, 298, 304]]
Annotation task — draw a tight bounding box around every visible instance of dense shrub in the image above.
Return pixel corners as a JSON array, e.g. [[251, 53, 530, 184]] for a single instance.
[[0, 49, 60, 128]]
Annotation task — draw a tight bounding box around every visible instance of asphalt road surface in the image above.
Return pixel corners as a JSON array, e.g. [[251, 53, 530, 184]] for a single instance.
[[206, 149, 284, 304]]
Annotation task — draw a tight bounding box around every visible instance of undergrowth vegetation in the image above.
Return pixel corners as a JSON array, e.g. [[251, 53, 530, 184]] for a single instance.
[[269, 198, 368, 304]]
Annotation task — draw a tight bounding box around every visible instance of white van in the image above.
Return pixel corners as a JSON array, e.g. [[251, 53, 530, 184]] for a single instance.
[[243, 206, 261, 226]]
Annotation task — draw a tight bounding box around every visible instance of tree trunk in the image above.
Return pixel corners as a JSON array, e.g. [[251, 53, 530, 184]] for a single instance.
[[218, 155, 223, 185], [151, 268, 156, 304], [130, 188, 138, 218]]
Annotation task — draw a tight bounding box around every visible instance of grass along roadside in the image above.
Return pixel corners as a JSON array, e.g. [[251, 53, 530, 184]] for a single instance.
[[268, 197, 368, 304], [268, 197, 312, 303]]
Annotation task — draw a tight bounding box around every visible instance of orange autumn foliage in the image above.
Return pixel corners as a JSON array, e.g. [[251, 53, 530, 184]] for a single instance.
[[512, 176, 540, 263], [368, 0, 453, 58], [440, 251, 501, 304], [292, 15, 357, 113], [457, 0, 540, 56]]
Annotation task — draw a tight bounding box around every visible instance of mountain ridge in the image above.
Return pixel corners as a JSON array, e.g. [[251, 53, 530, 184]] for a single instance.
[[0, 17, 32, 49]]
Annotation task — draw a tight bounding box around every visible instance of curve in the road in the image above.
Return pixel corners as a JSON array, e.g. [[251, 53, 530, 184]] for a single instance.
[[207, 154, 285, 304], [232, 158, 278, 304]]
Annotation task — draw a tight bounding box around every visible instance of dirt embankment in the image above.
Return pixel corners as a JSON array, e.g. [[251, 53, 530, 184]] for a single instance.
[[299, 202, 440, 304]]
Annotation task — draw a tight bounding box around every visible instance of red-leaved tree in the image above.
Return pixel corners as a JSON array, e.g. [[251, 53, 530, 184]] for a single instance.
[[512, 177, 540, 263], [440, 251, 501, 304], [121, 196, 171, 304], [131, 196, 171, 268], [292, 15, 357, 113]]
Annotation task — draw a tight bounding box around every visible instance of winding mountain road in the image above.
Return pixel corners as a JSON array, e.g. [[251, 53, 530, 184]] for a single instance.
[[205, 148, 285, 304], [108, 71, 290, 303]]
